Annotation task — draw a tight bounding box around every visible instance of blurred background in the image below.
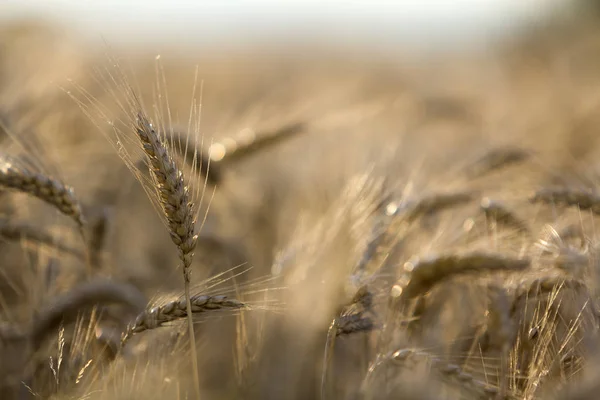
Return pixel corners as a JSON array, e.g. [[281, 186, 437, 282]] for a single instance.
[[1, 0, 569, 52], [4, 1, 600, 400]]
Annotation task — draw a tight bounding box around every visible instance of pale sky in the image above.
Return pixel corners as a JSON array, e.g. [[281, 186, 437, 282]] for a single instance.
[[0, 0, 567, 50]]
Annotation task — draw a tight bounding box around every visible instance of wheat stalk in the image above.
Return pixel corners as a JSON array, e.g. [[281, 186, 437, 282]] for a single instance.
[[134, 114, 198, 271]]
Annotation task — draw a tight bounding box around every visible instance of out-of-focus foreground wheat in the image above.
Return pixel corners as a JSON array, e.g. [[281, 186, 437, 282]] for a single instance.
[[2, 4, 600, 399]]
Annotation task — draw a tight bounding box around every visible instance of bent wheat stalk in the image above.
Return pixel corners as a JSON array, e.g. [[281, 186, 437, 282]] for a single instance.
[[87, 207, 110, 270]]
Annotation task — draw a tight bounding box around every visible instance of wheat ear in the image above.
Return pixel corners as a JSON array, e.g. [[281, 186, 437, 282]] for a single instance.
[[121, 294, 247, 346], [529, 188, 600, 215], [208, 122, 305, 165], [0, 156, 84, 227], [392, 191, 474, 223], [480, 197, 530, 233], [464, 146, 531, 179], [334, 286, 375, 336], [396, 252, 530, 301], [174, 121, 305, 185], [134, 112, 201, 395], [135, 114, 197, 269], [354, 192, 474, 278], [514, 276, 587, 302], [321, 286, 375, 399]]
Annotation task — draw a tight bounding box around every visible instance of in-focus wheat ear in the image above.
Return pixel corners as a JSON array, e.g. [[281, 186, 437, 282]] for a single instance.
[[134, 113, 198, 278], [133, 111, 202, 399], [120, 294, 247, 346]]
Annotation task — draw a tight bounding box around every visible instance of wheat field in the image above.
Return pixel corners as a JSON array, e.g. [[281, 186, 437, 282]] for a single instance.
[[2, 4, 600, 400]]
